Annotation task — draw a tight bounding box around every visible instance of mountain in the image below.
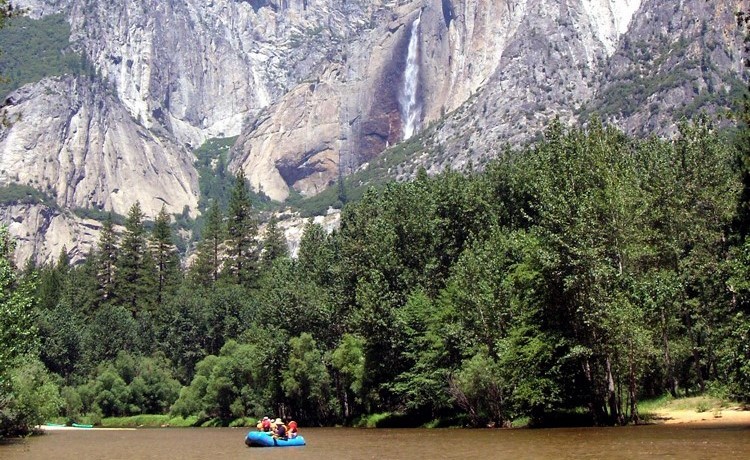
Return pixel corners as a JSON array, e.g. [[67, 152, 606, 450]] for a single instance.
[[0, 0, 746, 265]]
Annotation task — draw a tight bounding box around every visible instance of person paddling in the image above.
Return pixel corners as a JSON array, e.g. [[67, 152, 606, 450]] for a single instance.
[[273, 418, 287, 440]]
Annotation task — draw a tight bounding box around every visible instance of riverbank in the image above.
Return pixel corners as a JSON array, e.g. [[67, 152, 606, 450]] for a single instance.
[[641, 396, 750, 426], [651, 406, 750, 425]]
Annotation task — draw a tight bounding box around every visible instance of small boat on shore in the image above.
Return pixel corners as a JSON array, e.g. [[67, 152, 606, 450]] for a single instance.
[[245, 431, 306, 447], [44, 422, 94, 429]]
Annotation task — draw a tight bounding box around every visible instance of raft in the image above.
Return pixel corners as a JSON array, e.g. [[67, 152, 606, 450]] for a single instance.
[[245, 431, 306, 447]]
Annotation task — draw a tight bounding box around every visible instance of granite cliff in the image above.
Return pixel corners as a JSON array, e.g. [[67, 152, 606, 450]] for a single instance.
[[0, 0, 745, 264]]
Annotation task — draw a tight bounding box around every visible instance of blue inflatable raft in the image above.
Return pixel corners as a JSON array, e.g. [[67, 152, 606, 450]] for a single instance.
[[245, 431, 306, 447]]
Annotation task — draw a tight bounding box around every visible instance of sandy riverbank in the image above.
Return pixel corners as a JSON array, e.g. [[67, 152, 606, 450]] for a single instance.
[[651, 407, 750, 425]]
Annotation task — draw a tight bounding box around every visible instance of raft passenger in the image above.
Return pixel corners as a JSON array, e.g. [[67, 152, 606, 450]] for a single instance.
[[288, 420, 298, 438], [273, 418, 287, 440], [258, 416, 272, 432]]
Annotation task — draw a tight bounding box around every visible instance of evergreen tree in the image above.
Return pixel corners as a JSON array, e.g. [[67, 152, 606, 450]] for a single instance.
[[260, 215, 288, 271], [35, 257, 67, 312], [190, 200, 225, 287], [56, 246, 70, 270], [151, 205, 180, 307], [225, 170, 258, 286], [95, 214, 118, 306], [115, 202, 157, 316]]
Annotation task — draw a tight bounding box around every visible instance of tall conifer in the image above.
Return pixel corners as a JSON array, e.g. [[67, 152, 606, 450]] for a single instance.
[[190, 200, 225, 286], [225, 170, 258, 286], [151, 205, 180, 307], [95, 214, 118, 306], [116, 202, 156, 316], [260, 215, 288, 270]]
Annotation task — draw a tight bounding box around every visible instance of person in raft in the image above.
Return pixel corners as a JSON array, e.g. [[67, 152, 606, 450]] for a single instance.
[[273, 418, 287, 440], [287, 420, 298, 438], [256, 416, 272, 432]]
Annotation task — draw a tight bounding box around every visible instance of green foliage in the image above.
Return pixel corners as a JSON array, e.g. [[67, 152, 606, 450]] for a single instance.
[[70, 352, 181, 418], [281, 333, 332, 423], [72, 207, 126, 225], [82, 305, 140, 367], [193, 137, 237, 214], [189, 201, 225, 287], [331, 333, 365, 419], [0, 228, 37, 376], [100, 414, 197, 428], [0, 184, 56, 207], [116, 202, 158, 315], [1, 358, 62, 436], [37, 301, 84, 379], [189, 137, 272, 239], [286, 133, 427, 217], [260, 216, 289, 270], [11, 108, 750, 428], [225, 170, 259, 285], [0, 13, 90, 98], [171, 340, 274, 421], [150, 206, 181, 308], [0, 227, 40, 437]]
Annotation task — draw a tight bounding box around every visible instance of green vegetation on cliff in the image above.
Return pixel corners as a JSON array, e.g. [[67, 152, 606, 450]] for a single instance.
[[0, 14, 90, 98]]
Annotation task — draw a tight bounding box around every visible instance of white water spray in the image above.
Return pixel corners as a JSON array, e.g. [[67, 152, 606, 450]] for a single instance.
[[400, 11, 422, 140]]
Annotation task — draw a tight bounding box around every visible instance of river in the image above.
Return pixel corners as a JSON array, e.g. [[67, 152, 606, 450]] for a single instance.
[[2, 424, 749, 459]]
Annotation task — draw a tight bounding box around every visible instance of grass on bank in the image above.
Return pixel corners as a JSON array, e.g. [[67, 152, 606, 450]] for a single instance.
[[100, 415, 199, 428], [97, 415, 259, 428]]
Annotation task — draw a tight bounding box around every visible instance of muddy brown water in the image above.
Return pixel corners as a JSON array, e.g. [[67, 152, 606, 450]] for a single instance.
[[2, 424, 750, 459]]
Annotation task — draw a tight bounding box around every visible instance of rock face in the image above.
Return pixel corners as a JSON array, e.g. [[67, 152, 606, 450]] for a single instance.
[[0, 76, 199, 218], [0, 0, 744, 264], [0, 203, 105, 266], [231, 5, 420, 200], [62, 0, 389, 149], [587, 0, 746, 136], [374, 0, 745, 177], [232, 0, 648, 199]]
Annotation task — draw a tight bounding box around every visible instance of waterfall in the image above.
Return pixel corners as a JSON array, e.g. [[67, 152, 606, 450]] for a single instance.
[[400, 12, 422, 140]]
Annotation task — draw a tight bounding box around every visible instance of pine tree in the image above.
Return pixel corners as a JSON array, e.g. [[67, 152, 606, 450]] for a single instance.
[[151, 206, 181, 307], [260, 215, 288, 270], [225, 170, 258, 286], [95, 214, 118, 306], [115, 202, 156, 316], [190, 200, 225, 286]]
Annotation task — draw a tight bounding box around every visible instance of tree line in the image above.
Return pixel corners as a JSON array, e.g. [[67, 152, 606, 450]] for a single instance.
[[2, 114, 750, 437]]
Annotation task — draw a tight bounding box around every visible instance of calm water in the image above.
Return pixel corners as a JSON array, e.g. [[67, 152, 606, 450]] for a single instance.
[[2, 424, 750, 459]]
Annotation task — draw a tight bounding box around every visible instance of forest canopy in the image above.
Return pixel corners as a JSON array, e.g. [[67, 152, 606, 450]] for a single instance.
[[3, 113, 750, 436]]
